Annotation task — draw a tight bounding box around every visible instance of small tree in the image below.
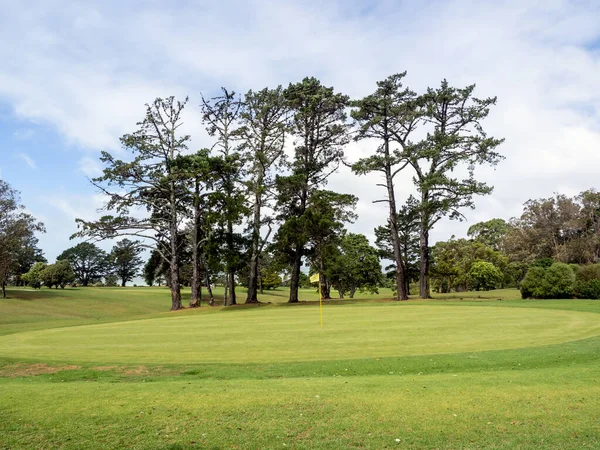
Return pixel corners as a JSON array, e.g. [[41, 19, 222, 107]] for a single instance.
[[22, 261, 47, 289], [468, 261, 502, 291], [110, 239, 143, 287], [41, 260, 76, 289]]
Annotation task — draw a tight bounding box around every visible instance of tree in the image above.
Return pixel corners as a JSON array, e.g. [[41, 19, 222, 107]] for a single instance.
[[201, 88, 247, 306], [274, 77, 349, 303], [41, 260, 76, 289], [467, 218, 509, 252], [58, 242, 111, 286], [329, 233, 383, 298], [22, 261, 47, 289], [238, 86, 288, 304], [110, 239, 143, 287], [175, 149, 216, 307], [0, 180, 45, 298], [74, 96, 190, 310], [374, 195, 420, 295], [305, 190, 358, 299], [351, 73, 418, 300], [144, 249, 162, 286], [468, 261, 502, 291], [407, 80, 504, 298]]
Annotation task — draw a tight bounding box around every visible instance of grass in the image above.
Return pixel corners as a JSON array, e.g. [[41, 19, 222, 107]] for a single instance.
[[1, 286, 600, 449]]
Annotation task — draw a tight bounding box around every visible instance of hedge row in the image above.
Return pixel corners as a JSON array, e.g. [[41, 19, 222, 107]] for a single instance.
[[520, 262, 600, 299]]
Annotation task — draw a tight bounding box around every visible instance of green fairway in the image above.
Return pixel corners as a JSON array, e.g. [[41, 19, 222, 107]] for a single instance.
[[3, 304, 600, 364], [1, 287, 600, 449]]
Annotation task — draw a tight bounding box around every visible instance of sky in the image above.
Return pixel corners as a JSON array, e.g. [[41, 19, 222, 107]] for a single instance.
[[1, 0, 600, 264]]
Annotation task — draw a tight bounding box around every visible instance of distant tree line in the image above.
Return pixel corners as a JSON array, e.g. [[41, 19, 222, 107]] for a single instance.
[[69, 72, 504, 310], [426, 189, 600, 299]]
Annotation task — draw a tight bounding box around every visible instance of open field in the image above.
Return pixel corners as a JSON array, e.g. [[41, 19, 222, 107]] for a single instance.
[[1, 287, 600, 449]]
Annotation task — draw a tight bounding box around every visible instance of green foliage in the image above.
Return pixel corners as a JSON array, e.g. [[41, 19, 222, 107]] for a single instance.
[[260, 268, 282, 290], [104, 274, 119, 287], [520, 263, 575, 299], [0, 180, 45, 296], [468, 261, 503, 291], [110, 239, 143, 287], [328, 233, 383, 298], [519, 266, 546, 299], [22, 261, 47, 289], [467, 218, 509, 251], [573, 279, 600, 299], [58, 242, 112, 286], [41, 260, 76, 289], [543, 263, 575, 298]]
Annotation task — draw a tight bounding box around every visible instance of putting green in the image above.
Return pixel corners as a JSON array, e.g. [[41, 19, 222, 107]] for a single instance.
[[3, 304, 600, 364]]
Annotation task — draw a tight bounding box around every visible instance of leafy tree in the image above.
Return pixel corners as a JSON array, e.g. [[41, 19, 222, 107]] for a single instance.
[[22, 261, 47, 289], [0, 180, 45, 298], [41, 260, 76, 289], [74, 97, 190, 310], [467, 218, 509, 251], [274, 77, 349, 303], [468, 261, 502, 291], [329, 233, 382, 298], [144, 249, 162, 286], [506, 190, 600, 265], [104, 274, 119, 287], [201, 88, 247, 306], [58, 242, 111, 286], [520, 266, 546, 299], [351, 73, 418, 300], [238, 86, 288, 303], [110, 239, 143, 287], [407, 80, 504, 298]]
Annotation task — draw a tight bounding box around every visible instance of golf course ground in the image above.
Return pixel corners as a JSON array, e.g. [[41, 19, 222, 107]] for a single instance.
[[1, 286, 599, 449]]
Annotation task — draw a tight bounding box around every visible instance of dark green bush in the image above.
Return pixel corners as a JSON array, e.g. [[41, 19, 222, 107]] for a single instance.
[[542, 263, 575, 298], [574, 279, 600, 299], [520, 263, 575, 299], [520, 266, 546, 299]]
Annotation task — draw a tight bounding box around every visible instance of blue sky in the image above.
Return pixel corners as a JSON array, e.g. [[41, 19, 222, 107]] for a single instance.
[[1, 0, 600, 263]]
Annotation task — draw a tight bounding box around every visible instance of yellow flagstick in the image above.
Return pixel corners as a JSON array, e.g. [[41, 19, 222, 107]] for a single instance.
[[319, 287, 323, 327], [309, 273, 322, 327]]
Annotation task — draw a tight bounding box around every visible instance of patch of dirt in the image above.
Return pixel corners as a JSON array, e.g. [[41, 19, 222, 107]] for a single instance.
[[0, 363, 81, 378], [92, 365, 119, 371]]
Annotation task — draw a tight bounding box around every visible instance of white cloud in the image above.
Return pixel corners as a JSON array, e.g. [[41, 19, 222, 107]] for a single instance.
[[15, 152, 37, 169], [13, 128, 35, 140], [77, 156, 103, 178], [1, 0, 600, 246]]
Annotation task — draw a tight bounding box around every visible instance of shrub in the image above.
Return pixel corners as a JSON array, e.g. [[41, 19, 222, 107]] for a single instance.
[[468, 261, 503, 291], [520, 266, 546, 299], [574, 279, 600, 299], [542, 263, 575, 298], [576, 264, 600, 282]]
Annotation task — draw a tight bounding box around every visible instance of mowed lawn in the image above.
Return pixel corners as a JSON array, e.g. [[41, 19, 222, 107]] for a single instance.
[[1, 287, 600, 449]]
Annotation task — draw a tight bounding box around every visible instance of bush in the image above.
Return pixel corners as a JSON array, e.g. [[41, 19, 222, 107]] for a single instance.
[[520, 266, 546, 299], [574, 279, 600, 299], [542, 263, 575, 298], [468, 261, 503, 291], [521, 263, 575, 299], [576, 264, 600, 282]]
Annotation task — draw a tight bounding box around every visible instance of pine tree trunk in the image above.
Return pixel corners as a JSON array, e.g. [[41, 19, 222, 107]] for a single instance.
[[1, 281, 5, 299], [246, 177, 262, 304], [121, 279, 126, 287], [319, 269, 331, 300], [419, 222, 431, 299], [190, 184, 202, 308], [227, 271, 236, 306], [288, 247, 302, 303], [382, 130, 408, 300], [205, 268, 214, 306]]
